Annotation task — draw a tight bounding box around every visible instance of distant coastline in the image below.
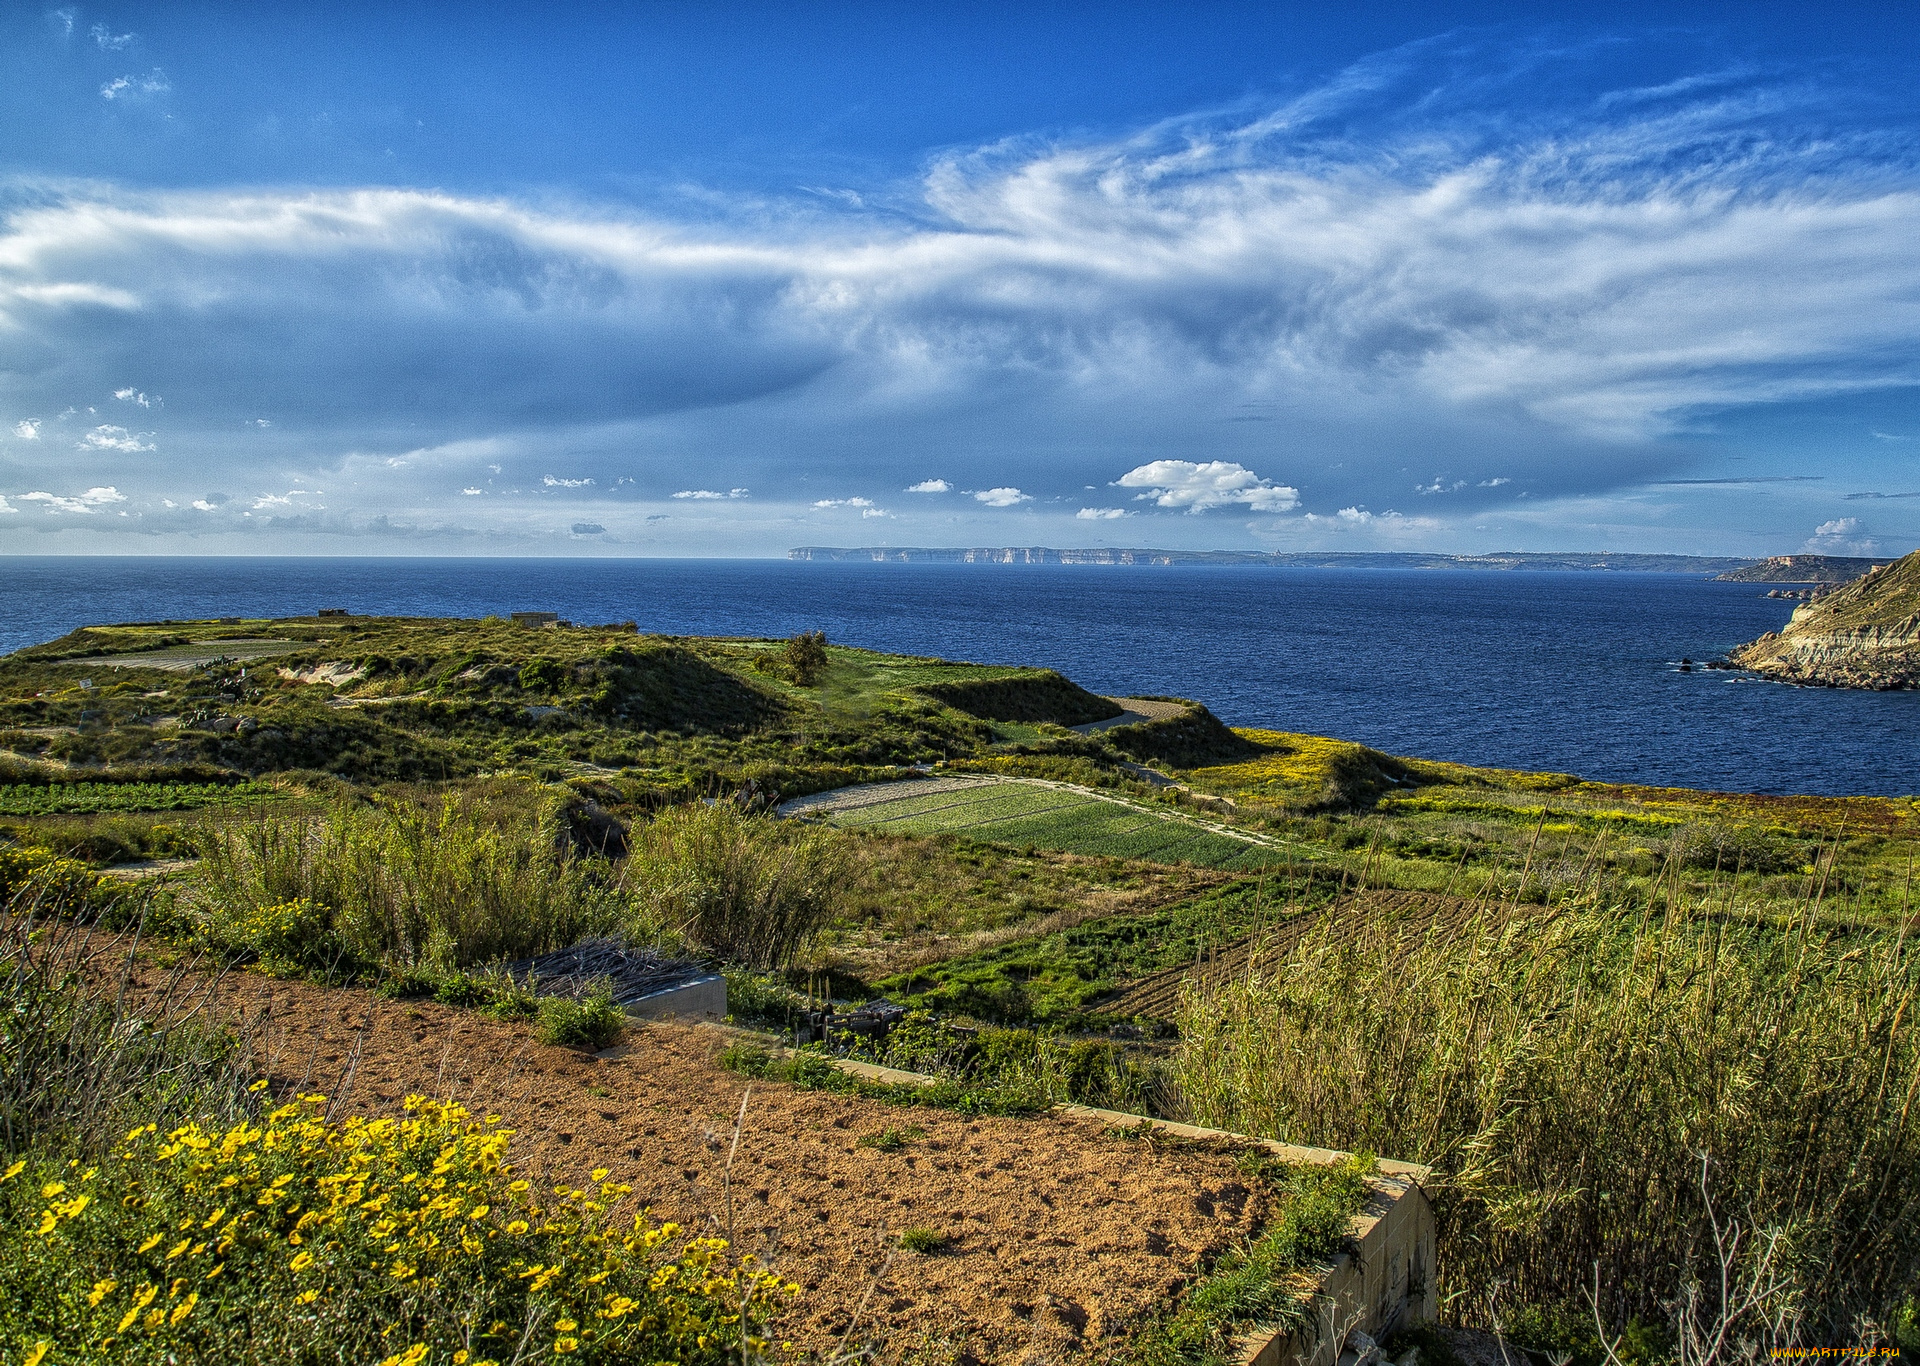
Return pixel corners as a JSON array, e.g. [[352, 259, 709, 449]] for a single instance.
[[789, 546, 1757, 572]]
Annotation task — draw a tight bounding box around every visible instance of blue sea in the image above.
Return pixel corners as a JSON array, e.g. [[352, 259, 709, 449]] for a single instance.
[[3, 556, 1914, 797]]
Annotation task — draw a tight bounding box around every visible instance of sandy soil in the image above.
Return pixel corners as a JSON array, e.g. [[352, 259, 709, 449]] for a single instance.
[[116, 960, 1278, 1365]]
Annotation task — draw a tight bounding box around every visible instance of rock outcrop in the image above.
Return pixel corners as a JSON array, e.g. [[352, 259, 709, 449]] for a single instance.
[[1731, 550, 1920, 689]]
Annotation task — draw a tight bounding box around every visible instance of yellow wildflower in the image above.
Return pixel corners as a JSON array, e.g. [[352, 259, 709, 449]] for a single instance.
[[1, 1160, 25, 1182], [40, 1181, 65, 1199], [89, 1278, 118, 1306], [590, 1168, 610, 1182], [554, 1319, 578, 1332], [554, 1339, 579, 1355], [291, 1250, 316, 1272], [137, 1233, 163, 1254], [170, 1291, 199, 1326], [22, 1343, 49, 1366], [295, 1289, 319, 1305]]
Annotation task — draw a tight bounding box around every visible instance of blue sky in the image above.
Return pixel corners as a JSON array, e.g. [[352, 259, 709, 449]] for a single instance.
[[1, 2, 1917, 557]]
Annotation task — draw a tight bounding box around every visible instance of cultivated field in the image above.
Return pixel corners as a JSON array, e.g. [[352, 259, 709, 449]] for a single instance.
[[784, 776, 1292, 870]]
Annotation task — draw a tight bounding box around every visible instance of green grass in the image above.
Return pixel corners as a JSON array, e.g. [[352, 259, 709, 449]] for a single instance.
[[818, 781, 1291, 870], [0, 781, 277, 815]]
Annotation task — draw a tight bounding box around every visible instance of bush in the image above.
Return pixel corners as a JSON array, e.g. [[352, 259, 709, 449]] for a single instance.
[[896, 1226, 947, 1254], [536, 980, 627, 1050], [783, 632, 830, 687], [635, 803, 844, 970], [0, 1093, 793, 1365], [1172, 904, 1920, 1341]]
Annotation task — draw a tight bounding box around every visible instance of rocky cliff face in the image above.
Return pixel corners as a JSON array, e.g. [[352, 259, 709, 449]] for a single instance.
[[1731, 550, 1920, 689]]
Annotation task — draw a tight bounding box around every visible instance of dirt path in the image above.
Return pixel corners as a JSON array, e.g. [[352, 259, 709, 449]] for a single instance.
[[115, 960, 1278, 1364], [1070, 698, 1192, 735]]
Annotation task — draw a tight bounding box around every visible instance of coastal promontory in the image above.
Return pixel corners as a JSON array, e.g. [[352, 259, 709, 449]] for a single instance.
[[1731, 549, 1920, 688]]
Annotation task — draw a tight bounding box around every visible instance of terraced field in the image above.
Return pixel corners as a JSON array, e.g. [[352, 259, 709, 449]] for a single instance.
[[781, 775, 1293, 870]]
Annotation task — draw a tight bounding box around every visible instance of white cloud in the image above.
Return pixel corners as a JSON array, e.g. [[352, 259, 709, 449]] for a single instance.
[[813, 496, 876, 509], [1480, 477, 1511, 487], [190, 499, 221, 512], [77, 424, 153, 453], [1115, 461, 1300, 513], [0, 496, 14, 514], [542, 475, 593, 487], [673, 488, 749, 500], [905, 479, 951, 493], [972, 487, 1029, 507], [91, 23, 135, 49], [1802, 517, 1881, 555], [251, 489, 321, 510], [1418, 479, 1467, 495], [1076, 507, 1131, 520], [100, 69, 168, 100], [460, 487, 485, 496], [113, 387, 155, 408], [11, 421, 39, 440], [18, 486, 126, 514]]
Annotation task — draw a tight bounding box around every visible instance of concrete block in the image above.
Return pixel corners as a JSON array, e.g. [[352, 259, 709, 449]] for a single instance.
[[623, 973, 726, 1022]]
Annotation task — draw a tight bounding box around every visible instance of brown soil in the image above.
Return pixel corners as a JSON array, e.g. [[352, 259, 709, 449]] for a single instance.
[[114, 958, 1277, 1364], [1106, 888, 1539, 1020]]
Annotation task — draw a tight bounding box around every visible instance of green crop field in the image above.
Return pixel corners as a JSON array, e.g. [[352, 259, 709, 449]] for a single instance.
[[0, 781, 279, 815], [818, 780, 1288, 869]]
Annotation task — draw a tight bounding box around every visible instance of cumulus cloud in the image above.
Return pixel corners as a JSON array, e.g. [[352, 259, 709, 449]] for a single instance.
[[973, 487, 1029, 507], [1802, 518, 1881, 554], [673, 488, 749, 500], [17, 486, 126, 514], [0, 496, 14, 513], [1076, 507, 1131, 520], [905, 479, 951, 493], [1115, 461, 1299, 513], [77, 425, 153, 453], [11, 421, 39, 440]]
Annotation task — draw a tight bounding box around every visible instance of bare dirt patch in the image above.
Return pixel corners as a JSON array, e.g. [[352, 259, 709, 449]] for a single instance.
[[114, 961, 1277, 1363]]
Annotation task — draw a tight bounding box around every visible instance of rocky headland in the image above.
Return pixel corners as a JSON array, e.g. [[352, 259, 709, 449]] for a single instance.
[[1731, 549, 1920, 688]]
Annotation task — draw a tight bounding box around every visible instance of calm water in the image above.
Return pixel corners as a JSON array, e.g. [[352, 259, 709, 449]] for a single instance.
[[3, 556, 1914, 797]]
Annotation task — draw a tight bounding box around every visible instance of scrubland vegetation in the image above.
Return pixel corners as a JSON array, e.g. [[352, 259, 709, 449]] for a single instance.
[[3, 614, 1918, 1358]]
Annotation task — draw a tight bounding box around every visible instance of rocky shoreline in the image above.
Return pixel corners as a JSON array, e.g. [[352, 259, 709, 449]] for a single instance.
[[1730, 551, 1920, 689]]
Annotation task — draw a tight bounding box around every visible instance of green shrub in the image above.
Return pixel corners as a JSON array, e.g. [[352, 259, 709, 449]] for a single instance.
[[537, 980, 626, 1050], [783, 632, 830, 687], [855, 1125, 923, 1153], [896, 1226, 947, 1254]]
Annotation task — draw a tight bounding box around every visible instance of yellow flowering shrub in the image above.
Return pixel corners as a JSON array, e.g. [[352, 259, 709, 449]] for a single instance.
[[197, 896, 345, 973], [0, 846, 121, 916], [1, 1092, 796, 1364]]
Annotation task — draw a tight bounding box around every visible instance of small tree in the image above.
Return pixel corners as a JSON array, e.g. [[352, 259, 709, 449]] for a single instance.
[[784, 631, 829, 686]]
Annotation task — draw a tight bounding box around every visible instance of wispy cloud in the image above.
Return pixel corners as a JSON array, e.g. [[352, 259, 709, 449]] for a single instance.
[[11, 421, 39, 440], [1651, 476, 1825, 486], [1076, 507, 1131, 520], [673, 488, 749, 500], [113, 387, 156, 408], [542, 475, 593, 488], [1844, 490, 1920, 500], [99, 69, 169, 101], [90, 22, 134, 50]]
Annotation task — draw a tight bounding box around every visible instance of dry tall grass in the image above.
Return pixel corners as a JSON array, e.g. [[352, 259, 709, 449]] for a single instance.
[[196, 796, 630, 970], [1172, 892, 1919, 1340], [634, 801, 845, 969]]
